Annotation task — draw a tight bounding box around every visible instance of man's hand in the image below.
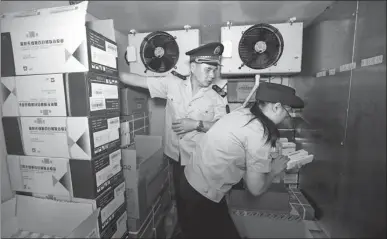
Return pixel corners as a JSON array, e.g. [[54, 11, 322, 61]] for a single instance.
[[172, 118, 198, 135], [270, 155, 290, 176]]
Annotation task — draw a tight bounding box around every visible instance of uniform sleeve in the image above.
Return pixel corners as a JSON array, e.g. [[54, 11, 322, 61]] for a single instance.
[[146, 76, 169, 99], [244, 128, 272, 173], [212, 95, 228, 121]]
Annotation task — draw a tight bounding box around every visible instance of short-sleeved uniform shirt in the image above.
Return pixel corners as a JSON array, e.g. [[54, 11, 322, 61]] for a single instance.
[[147, 75, 227, 165], [184, 108, 273, 202]]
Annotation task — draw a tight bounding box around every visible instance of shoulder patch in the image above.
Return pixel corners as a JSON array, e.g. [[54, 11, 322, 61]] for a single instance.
[[212, 85, 227, 98], [171, 70, 187, 80]]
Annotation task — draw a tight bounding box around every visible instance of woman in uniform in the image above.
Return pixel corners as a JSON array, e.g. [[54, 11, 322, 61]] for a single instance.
[[179, 82, 305, 238]]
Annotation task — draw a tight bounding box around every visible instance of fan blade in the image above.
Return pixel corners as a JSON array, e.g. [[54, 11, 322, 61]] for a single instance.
[[263, 31, 276, 42], [151, 35, 166, 47], [163, 38, 177, 49], [149, 58, 162, 70], [143, 46, 155, 58], [159, 60, 166, 72], [265, 40, 279, 56], [256, 52, 269, 67], [243, 34, 258, 51], [163, 55, 174, 70], [246, 53, 259, 66]]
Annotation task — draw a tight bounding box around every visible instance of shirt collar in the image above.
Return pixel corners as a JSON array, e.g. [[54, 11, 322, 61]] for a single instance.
[[184, 75, 212, 93]]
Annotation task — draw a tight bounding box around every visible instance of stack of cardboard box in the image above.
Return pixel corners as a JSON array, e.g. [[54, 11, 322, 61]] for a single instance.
[[118, 26, 173, 239], [1, 2, 127, 238], [272, 139, 300, 189], [120, 86, 150, 148], [121, 119, 173, 238]]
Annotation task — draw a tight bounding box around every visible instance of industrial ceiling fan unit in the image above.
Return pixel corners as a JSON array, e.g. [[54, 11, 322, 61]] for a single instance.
[[220, 22, 303, 76], [125, 27, 199, 77]]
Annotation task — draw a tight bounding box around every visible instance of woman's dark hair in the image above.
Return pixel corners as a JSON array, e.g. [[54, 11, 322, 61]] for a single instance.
[[245, 100, 280, 147]]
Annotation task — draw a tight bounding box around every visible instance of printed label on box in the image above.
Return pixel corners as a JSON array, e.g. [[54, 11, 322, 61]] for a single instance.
[[8, 155, 72, 197], [16, 74, 66, 116], [6, 25, 88, 75], [99, 181, 126, 227], [21, 117, 70, 158], [91, 116, 120, 152], [95, 149, 122, 188]]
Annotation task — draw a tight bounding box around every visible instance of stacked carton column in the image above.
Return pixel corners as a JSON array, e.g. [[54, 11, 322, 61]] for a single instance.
[[120, 81, 174, 237], [1, 2, 128, 238]]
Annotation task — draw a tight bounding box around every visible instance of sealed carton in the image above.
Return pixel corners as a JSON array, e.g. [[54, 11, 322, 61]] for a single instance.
[[1, 73, 120, 117], [120, 87, 149, 116], [1, 195, 100, 238], [7, 148, 123, 200], [2, 115, 120, 159], [0, 2, 118, 77], [100, 210, 128, 239]]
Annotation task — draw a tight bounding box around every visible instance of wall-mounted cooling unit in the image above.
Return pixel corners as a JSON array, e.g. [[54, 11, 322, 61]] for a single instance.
[[220, 22, 303, 76], [125, 29, 200, 77]]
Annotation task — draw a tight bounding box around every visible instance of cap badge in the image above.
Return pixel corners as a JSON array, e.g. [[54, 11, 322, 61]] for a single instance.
[[214, 46, 221, 55]]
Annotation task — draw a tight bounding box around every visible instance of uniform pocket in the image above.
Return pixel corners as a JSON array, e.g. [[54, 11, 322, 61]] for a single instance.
[[198, 106, 215, 121]]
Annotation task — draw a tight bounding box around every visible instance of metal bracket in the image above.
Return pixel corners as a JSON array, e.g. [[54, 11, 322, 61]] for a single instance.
[[184, 25, 191, 32], [129, 29, 137, 36], [226, 21, 233, 29], [287, 17, 297, 25]]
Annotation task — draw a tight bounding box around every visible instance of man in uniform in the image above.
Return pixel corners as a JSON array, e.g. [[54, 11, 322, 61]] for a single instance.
[[119, 42, 227, 235]]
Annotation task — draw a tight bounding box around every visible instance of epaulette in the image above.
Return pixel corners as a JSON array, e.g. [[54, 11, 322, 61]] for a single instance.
[[171, 70, 187, 80], [212, 84, 227, 98]]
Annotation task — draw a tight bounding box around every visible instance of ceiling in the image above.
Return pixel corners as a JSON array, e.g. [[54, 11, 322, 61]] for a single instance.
[[88, 1, 334, 34]]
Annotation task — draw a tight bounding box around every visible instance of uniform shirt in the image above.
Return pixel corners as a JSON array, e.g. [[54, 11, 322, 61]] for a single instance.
[[184, 108, 273, 203], [147, 75, 227, 165]]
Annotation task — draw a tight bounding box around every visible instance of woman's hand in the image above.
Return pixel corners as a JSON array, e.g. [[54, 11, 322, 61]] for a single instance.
[[270, 155, 290, 176]]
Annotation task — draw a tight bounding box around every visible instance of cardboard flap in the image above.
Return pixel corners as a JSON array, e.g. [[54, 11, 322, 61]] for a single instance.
[[134, 135, 163, 163], [67, 208, 100, 238], [16, 195, 93, 237], [0, 1, 88, 32], [86, 19, 116, 42], [1, 198, 18, 238]]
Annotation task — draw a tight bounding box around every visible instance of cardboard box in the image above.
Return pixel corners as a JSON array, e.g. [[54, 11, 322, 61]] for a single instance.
[[1, 195, 100, 238], [288, 188, 315, 221], [227, 81, 256, 103], [100, 209, 128, 239], [127, 197, 162, 237], [120, 113, 150, 148], [122, 136, 167, 188], [125, 165, 169, 223], [2, 115, 120, 159], [228, 186, 312, 238], [7, 148, 123, 199], [228, 183, 291, 213], [77, 180, 126, 232], [230, 211, 306, 238], [22, 178, 126, 233], [0, 2, 118, 77], [120, 87, 149, 116], [1, 73, 120, 117], [122, 136, 169, 218]]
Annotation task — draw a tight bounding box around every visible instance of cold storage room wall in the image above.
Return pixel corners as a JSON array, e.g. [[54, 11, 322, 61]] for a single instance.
[[292, 1, 386, 237]]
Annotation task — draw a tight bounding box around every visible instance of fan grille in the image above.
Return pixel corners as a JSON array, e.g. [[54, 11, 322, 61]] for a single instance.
[[140, 31, 179, 73], [238, 23, 284, 70]]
